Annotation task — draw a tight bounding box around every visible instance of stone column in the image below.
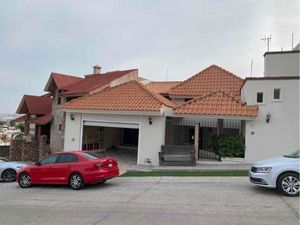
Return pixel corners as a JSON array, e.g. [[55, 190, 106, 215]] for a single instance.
[[39, 135, 50, 160]]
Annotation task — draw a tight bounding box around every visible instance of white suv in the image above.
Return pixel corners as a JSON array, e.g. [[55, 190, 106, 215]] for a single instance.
[[249, 150, 300, 197]]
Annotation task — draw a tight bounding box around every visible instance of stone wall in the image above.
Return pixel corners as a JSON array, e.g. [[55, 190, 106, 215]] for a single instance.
[[9, 140, 23, 161], [0, 145, 10, 158], [9, 135, 50, 162], [39, 135, 51, 160], [21, 141, 39, 162]]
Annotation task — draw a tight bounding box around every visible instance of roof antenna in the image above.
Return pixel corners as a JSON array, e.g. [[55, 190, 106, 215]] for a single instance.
[[250, 59, 253, 77], [261, 34, 272, 51], [292, 33, 294, 50], [165, 67, 169, 81]]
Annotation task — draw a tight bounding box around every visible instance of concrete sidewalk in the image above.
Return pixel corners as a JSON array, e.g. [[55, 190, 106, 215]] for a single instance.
[[128, 160, 251, 172]]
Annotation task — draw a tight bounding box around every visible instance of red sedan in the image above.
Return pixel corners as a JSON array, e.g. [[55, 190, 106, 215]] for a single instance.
[[16, 151, 119, 190]]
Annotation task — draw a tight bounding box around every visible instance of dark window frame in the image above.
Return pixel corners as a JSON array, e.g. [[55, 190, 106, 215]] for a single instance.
[[256, 92, 264, 103], [273, 88, 281, 100]]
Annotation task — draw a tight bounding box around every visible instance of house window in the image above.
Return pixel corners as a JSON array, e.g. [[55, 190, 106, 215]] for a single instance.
[[57, 97, 61, 105], [256, 92, 264, 103], [273, 88, 281, 100], [59, 124, 62, 131]]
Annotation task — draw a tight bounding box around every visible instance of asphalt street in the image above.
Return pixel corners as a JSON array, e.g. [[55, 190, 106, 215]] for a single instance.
[[0, 177, 299, 225]]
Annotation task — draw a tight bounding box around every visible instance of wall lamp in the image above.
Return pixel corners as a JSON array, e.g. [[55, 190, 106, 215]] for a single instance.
[[70, 114, 75, 121], [266, 113, 271, 123], [148, 117, 152, 125]]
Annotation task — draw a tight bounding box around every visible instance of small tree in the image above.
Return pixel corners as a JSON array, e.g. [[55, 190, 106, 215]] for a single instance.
[[215, 135, 245, 158], [14, 133, 23, 140], [16, 123, 25, 133]]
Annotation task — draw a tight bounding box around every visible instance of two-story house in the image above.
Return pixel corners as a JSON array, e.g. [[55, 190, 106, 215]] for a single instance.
[[241, 44, 300, 161]]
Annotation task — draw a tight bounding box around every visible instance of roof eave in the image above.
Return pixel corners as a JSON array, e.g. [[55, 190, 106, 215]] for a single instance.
[[172, 113, 257, 120], [61, 108, 163, 116], [16, 96, 26, 114], [44, 73, 55, 92]]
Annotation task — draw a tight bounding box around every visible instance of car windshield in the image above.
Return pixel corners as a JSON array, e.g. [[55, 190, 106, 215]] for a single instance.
[[80, 152, 104, 160], [284, 150, 300, 158]]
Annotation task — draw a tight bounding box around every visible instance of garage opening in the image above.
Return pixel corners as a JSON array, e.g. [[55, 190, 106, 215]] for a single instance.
[[81, 121, 139, 166]]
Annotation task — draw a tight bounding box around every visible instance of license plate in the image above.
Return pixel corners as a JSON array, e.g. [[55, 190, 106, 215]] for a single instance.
[[108, 163, 113, 168]]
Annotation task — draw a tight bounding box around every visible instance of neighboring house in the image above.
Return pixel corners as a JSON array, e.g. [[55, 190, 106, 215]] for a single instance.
[[43, 65, 139, 151], [241, 44, 300, 162], [62, 65, 257, 166], [15, 95, 52, 142], [16, 65, 139, 152]]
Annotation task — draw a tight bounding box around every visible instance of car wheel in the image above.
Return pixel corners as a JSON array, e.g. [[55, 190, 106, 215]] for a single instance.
[[69, 173, 85, 190], [18, 173, 32, 188], [2, 169, 17, 182], [277, 172, 300, 197]]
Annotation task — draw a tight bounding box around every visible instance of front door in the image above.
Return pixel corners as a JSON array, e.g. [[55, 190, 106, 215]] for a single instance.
[[31, 154, 59, 183]]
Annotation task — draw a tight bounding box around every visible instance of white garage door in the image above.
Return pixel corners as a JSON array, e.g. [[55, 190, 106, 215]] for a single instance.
[[83, 120, 139, 129]]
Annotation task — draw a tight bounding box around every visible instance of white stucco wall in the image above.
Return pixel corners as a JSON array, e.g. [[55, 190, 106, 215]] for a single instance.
[[64, 112, 82, 151], [64, 112, 166, 166], [241, 79, 299, 162], [264, 52, 300, 77]]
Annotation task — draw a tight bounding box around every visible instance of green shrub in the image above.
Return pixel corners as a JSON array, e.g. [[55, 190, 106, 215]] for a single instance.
[[214, 135, 245, 158]]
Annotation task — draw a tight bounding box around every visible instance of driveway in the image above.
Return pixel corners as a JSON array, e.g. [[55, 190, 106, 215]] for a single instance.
[[102, 148, 138, 174], [0, 177, 299, 225]]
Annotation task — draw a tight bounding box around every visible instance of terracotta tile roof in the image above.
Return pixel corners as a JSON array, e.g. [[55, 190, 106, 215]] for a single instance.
[[174, 91, 257, 117], [30, 114, 53, 125], [51, 73, 83, 90], [61, 69, 137, 95], [145, 81, 181, 95], [16, 95, 52, 115], [62, 81, 175, 112], [168, 65, 244, 97]]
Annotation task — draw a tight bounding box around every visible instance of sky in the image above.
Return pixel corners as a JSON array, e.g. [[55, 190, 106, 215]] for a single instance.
[[0, 0, 299, 114]]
